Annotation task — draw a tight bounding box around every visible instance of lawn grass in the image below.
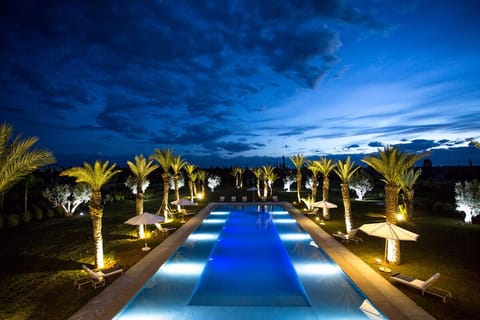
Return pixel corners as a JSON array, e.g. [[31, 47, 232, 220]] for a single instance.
[[0, 191, 479, 319]]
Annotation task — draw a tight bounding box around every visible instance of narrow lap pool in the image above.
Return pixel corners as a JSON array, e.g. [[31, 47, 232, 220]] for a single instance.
[[114, 205, 385, 319]]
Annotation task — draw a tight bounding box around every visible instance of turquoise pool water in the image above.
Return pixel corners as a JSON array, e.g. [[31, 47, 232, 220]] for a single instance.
[[114, 205, 384, 319]]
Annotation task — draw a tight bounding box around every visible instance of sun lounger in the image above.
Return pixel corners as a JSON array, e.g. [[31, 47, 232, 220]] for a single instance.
[[74, 264, 123, 289], [231, 196, 237, 202], [390, 272, 451, 303], [219, 196, 225, 202], [332, 228, 363, 243], [241, 196, 247, 202], [272, 195, 279, 201]]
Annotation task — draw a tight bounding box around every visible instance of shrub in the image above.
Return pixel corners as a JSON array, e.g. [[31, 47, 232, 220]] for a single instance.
[[55, 206, 64, 217], [45, 208, 55, 218], [34, 207, 44, 221], [432, 201, 456, 217], [7, 214, 20, 227], [21, 211, 33, 224]]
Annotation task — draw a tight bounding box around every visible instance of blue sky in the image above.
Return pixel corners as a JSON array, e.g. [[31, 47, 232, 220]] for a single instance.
[[1, 0, 480, 168]]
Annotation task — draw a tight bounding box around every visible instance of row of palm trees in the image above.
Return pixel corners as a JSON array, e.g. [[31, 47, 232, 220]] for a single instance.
[[61, 148, 201, 269], [0, 122, 433, 267], [288, 148, 428, 264]]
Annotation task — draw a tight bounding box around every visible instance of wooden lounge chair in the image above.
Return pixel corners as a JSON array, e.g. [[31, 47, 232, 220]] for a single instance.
[[390, 272, 452, 303], [74, 264, 124, 289], [332, 228, 363, 243]]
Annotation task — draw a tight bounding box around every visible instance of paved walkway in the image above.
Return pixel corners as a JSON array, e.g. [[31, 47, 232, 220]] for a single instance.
[[70, 202, 435, 320]]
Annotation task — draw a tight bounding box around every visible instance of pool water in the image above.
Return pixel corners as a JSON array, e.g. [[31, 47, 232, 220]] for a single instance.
[[114, 205, 384, 319]]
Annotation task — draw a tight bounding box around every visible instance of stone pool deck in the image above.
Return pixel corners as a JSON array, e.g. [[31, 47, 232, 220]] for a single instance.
[[70, 202, 435, 320]]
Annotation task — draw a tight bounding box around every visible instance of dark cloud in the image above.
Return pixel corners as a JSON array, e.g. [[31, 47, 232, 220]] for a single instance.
[[368, 141, 383, 148]]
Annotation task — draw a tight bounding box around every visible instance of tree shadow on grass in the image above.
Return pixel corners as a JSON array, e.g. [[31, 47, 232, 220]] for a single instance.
[[0, 253, 84, 274]]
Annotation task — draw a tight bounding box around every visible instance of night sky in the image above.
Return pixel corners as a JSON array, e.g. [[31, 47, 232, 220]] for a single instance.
[[1, 1, 480, 168]]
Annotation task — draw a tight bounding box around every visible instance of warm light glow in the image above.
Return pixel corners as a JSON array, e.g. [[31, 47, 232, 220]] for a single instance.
[[396, 213, 405, 221], [279, 233, 311, 241], [375, 258, 382, 265], [197, 192, 204, 200], [295, 263, 341, 276]]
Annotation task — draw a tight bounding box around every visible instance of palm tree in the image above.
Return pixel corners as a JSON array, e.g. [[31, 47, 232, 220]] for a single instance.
[[231, 167, 244, 189], [184, 163, 197, 201], [399, 168, 422, 220], [262, 165, 277, 199], [317, 157, 336, 220], [306, 160, 321, 201], [290, 154, 304, 203], [0, 123, 55, 194], [197, 170, 207, 195], [362, 146, 428, 264], [251, 168, 263, 199], [191, 172, 198, 197], [127, 155, 159, 239], [150, 148, 175, 221], [171, 155, 187, 208], [60, 161, 121, 269], [333, 157, 360, 233]]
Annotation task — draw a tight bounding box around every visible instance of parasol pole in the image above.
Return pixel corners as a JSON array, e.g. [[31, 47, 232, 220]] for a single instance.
[[384, 238, 388, 263], [143, 224, 150, 251]]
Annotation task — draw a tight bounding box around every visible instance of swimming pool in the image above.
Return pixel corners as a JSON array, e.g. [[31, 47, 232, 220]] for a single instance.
[[114, 205, 384, 319]]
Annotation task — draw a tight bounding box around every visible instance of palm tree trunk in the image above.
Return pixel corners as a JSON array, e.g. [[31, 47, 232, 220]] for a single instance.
[[160, 173, 170, 221], [188, 177, 194, 201], [404, 189, 414, 219], [296, 172, 302, 203], [174, 175, 180, 211], [90, 191, 104, 269], [341, 183, 353, 232], [322, 178, 330, 219], [312, 176, 318, 201], [385, 184, 401, 264], [136, 182, 145, 239], [263, 179, 268, 198]]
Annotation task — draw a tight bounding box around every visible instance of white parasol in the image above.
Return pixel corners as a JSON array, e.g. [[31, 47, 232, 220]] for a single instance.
[[125, 212, 165, 251]]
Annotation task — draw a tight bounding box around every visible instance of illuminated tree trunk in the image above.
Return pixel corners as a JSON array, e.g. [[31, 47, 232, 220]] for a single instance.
[[263, 178, 268, 198], [159, 173, 170, 221], [89, 191, 104, 269], [256, 179, 261, 198], [385, 184, 401, 265], [340, 183, 353, 233], [174, 174, 180, 211], [322, 177, 330, 220], [311, 175, 318, 202], [403, 189, 415, 219], [296, 171, 302, 203], [188, 175, 194, 201], [136, 181, 145, 239]]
